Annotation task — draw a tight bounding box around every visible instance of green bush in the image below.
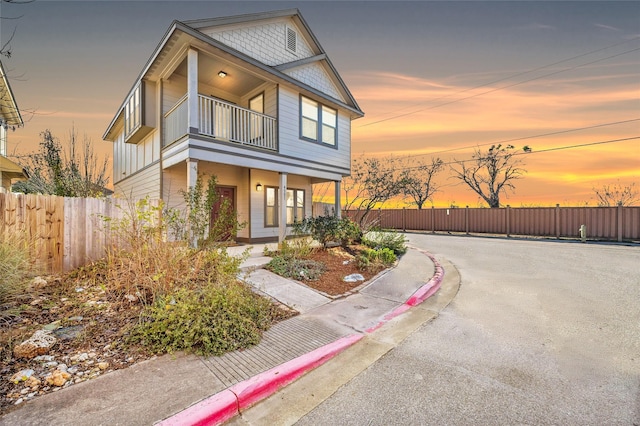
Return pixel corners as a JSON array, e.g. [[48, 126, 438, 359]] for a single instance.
[[295, 216, 362, 248], [128, 281, 275, 356], [357, 247, 396, 271], [362, 231, 407, 255]]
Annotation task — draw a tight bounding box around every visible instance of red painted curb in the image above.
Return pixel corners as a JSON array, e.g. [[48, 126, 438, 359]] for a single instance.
[[365, 248, 444, 333], [161, 247, 444, 425], [159, 334, 362, 426], [231, 333, 363, 411], [157, 389, 238, 426]]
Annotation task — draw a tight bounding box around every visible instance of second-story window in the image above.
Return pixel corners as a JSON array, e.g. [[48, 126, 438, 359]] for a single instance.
[[124, 83, 142, 141], [300, 95, 337, 146]]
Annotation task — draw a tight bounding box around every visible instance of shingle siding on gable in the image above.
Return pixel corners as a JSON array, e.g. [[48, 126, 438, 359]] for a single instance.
[[204, 20, 315, 66], [283, 63, 344, 102]]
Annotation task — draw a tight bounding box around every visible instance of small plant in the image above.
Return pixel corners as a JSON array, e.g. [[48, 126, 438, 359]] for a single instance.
[[362, 231, 407, 255], [266, 254, 326, 281], [356, 247, 396, 271], [295, 216, 362, 248], [0, 234, 36, 322], [128, 280, 276, 356]]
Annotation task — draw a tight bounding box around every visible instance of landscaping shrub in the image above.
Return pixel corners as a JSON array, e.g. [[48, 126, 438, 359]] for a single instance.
[[357, 247, 397, 271], [362, 231, 407, 255], [295, 216, 362, 248], [128, 280, 275, 356]]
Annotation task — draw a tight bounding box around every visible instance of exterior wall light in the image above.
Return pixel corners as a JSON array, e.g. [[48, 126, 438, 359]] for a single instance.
[[256, 183, 263, 192], [218, 71, 227, 78]]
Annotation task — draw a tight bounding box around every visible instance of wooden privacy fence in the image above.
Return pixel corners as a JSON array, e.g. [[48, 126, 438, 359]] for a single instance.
[[0, 192, 160, 273], [344, 205, 640, 242]]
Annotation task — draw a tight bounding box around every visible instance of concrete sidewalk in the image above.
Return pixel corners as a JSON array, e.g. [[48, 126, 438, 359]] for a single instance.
[[0, 244, 457, 426]]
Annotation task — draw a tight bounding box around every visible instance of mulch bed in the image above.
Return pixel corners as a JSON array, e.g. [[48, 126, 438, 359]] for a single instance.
[[299, 246, 386, 296]]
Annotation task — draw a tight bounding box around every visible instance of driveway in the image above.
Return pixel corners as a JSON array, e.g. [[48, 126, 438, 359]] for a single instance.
[[296, 234, 640, 425]]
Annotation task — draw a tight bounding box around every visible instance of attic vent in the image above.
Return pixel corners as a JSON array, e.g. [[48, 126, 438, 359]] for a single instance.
[[286, 27, 297, 53]]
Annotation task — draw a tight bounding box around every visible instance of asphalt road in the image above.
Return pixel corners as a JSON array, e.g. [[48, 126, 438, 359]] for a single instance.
[[296, 234, 640, 425]]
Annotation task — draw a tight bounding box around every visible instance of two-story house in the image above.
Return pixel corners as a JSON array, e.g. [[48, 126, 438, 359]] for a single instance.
[[0, 61, 26, 193], [103, 9, 363, 243]]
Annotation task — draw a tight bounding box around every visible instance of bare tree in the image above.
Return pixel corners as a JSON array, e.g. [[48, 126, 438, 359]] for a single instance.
[[1, 0, 35, 58], [12, 128, 109, 197], [400, 157, 444, 209], [593, 180, 639, 206], [343, 154, 404, 224], [450, 144, 527, 208]]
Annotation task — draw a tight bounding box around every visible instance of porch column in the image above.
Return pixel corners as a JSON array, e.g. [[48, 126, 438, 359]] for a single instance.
[[187, 48, 199, 134], [279, 172, 288, 243], [334, 180, 342, 218], [187, 158, 198, 247], [187, 158, 198, 189]]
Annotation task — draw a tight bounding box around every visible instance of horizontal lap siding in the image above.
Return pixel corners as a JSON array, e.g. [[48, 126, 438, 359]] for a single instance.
[[277, 86, 350, 174], [114, 162, 161, 201]]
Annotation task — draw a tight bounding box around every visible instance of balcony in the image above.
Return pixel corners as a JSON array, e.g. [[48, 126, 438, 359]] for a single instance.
[[163, 94, 277, 151]]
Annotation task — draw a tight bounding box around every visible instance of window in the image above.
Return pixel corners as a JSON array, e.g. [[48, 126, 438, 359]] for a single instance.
[[286, 27, 297, 53], [124, 83, 142, 140], [265, 187, 305, 227], [300, 95, 337, 146]]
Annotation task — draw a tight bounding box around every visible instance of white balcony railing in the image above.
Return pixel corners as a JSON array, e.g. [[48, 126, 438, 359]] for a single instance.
[[163, 94, 277, 151]]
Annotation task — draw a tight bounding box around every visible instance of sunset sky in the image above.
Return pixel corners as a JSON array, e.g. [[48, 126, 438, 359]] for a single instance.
[[1, 0, 638, 207]]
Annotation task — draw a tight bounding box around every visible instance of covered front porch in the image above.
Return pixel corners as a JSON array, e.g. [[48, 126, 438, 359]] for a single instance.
[[162, 159, 343, 243]]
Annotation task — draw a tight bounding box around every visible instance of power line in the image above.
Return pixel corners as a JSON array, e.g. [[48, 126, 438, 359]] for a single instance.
[[403, 117, 640, 159], [359, 45, 640, 128], [359, 36, 640, 125], [393, 136, 640, 171]]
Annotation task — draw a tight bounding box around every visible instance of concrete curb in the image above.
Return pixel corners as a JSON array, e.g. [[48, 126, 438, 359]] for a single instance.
[[159, 247, 445, 425]]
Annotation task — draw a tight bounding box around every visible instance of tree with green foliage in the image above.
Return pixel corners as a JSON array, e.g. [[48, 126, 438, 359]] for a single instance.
[[450, 144, 527, 208], [12, 129, 109, 197]]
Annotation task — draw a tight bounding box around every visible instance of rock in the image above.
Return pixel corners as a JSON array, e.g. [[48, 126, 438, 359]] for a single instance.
[[25, 376, 41, 389], [124, 294, 137, 302], [20, 388, 30, 395], [53, 325, 84, 340], [97, 362, 109, 370], [10, 369, 35, 384], [44, 361, 58, 369], [75, 287, 84, 293], [43, 321, 61, 331], [71, 352, 89, 362], [57, 363, 68, 372], [14, 398, 24, 405], [343, 273, 365, 282], [68, 316, 83, 322], [34, 355, 55, 362], [32, 276, 48, 287], [13, 330, 57, 359], [45, 370, 71, 387]]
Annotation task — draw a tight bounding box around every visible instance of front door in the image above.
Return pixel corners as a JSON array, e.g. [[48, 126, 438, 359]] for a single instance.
[[210, 186, 236, 241]]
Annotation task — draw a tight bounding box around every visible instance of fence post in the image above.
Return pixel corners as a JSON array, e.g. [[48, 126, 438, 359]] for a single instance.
[[465, 206, 469, 235], [402, 207, 406, 232], [617, 204, 623, 242], [555, 204, 560, 239], [506, 205, 511, 237], [431, 206, 435, 234]]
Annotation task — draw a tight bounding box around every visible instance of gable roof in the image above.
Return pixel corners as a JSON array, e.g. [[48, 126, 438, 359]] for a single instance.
[[0, 61, 24, 128], [104, 9, 363, 140]]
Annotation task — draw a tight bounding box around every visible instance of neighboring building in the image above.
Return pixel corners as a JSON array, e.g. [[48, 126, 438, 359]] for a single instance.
[[103, 9, 363, 242], [0, 61, 26, 193]]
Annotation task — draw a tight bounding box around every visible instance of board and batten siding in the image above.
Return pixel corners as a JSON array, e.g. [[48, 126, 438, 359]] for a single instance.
[[277, 86, 351, 173], [112, 126, 161, 186]]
